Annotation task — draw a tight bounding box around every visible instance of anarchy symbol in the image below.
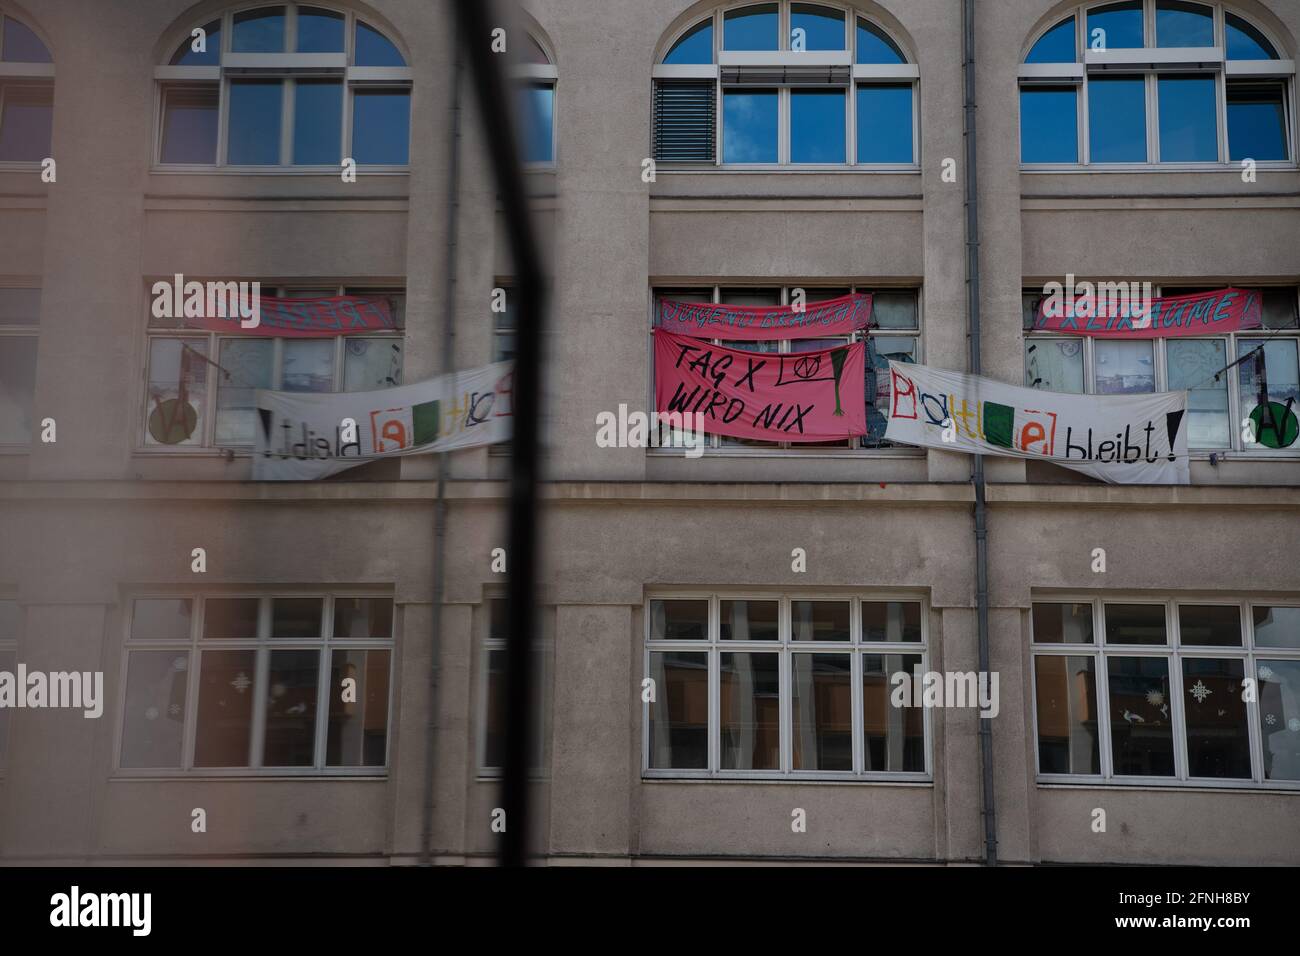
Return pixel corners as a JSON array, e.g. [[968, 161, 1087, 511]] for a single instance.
[[792, 355, 822, 380]]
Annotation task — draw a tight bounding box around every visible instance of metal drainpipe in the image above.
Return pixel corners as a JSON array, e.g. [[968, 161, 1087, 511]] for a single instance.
[[421, 38, 463, 868], [963, 0, 998, 867]]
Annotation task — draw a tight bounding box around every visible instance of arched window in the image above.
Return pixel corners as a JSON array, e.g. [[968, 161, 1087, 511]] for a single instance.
[[1019, 1, 1294, 166], [155, 3, 411, 168], [0, 10, 53, 163], [652, 2, 916, 167], [512, 32, 556, 165]]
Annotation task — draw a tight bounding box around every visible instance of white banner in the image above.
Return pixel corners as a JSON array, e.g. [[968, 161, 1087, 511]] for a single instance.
[[884, 361, 1190, 484], [252, 361, 513, 480]]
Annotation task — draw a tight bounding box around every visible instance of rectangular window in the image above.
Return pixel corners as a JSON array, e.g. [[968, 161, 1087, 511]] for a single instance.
[[118, 593, 394, 773], [856, 84, 913, 163], [351, 89, 410, 165], [0, 599, 18, 770], [1157, 74, 1218, 162], [791, 88, 846, 164], [1024, 284, 1300, 454], [1227, 81, 1289, 162], [722, 88, 779, 163], [1089, 76, 1147, 163], [143, 284, 405, 450], [645, 594, 930, 779], [478, 599, 547, 773], [0, 288, 39, 444], [1020, 87, 1079, 164], [518, 83, 554, 164], [0, 83, 53, 162], [160, 86, 220, 165], [1033, 598, 1300, 786], [227, 79, 284, 165], [292, 79, 343, 165], [652, 285, 920, 453]]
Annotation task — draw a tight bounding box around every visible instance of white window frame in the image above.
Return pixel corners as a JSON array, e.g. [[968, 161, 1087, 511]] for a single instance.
[[152, 2, 412, 172], [1022, 283, 1300, 458], [648, 283, 923, 455], [652, 2, 919, 171], [1019, 1, 1298, 171], [475, 596, 551, 777], [138, 282, 405, 454], [0, 284, 40, 449], [643, 592, 933, 782], [114, 591, 396, 777], [1031, 594, 1300, 790], [510, 35, 558, 168]]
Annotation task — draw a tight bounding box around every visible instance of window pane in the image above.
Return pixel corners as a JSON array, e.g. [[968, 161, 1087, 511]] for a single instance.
[[871, 292, 918, 329], [215, 338, 273, 445], [723, 89, 777, 163], [791, 653, 852, 771], [342, 337, 402, 392], [723, 4, 778, 51], [352, 89, 410, 164], [1105, 603, 1167, 645], [0, 333, 36, 443], [333, 597, 393, 639], [1107, 656, 1174, 776], [1226, 13, 1278, 60], [0, 84, 53, 162], [232, 7, 285, 53], [160, 86, 219, 164], [2, 16, 52, 62], [1228, 81, 1288, 162], [1094, 339, 1154, 394], [1167, 338, 1229, 446], [272, 597, 323, 638], [120, 651, 189, 768], [1238, 338, 1300, 449], [1088, 1, 1144, 49], [1034, 655, 1101, 773], [483, 647, 506, 768], [1254, 606, 1300, 648], [863, 335, 917, 447], [856, 84, 913, 163], [720, 652, 780, 769], [790, 88, 844, 163], [1158, 75, 1218, 162], [791, 600, 850, 642], [145, 338, 208, 446], [355, 21, 406, 67], [262, 649, 320, 767], [0, 648, 11, 768], [665, 20, 713, 64], [0, 599, 17, 639], [856, 19, 905, 65], [327, 649, 389, 766], [1259, 659, 1300, 780], [720, 599, 778, 641], [131, 598, 193, 641], [648, 651, 708, 769], [1032, 602, 1095, 644], [292, 79, 342, 165], [1020, 87, 1077, 163], [1025, 338, 1084, 393], [194, 649, 256, 766], [0, 288, 39, 324], [518, 83, 554, 164], [227, 79, 283, 165], [282, 339, 334, 392], [649, 599, 707, 640], [1178, 605, 1242, 646], [171, 20, 221, 65], [1089, 76, 1146, 163], [1156, 1, 1213, 48], [861, 601, 922, 642], [1025, 17, 1075, 64], [297, 7, 344, 53], [791, 4, 844, 51], [203, 598, 260, 639], [1182, 657, 1250, 778], [863, 653, 924, 771]]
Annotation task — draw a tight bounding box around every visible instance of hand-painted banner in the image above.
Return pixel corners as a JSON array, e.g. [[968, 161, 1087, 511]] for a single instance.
[[181, 295, 398, 337], [1033, 286, 1262, 338], [657, 292, 873, 340], [884, 361, 1189, 484], [252, 360, 513, 480], [654, 330, 866, 442]]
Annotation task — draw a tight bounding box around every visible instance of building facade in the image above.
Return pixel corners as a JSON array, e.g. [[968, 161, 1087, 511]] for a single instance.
[[0, 0, 1298, 865]]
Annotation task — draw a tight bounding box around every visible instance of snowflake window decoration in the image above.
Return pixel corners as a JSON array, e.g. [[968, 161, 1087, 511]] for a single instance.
[[1189, 680, 1212, 704], [1146, 689, 1164, 707]]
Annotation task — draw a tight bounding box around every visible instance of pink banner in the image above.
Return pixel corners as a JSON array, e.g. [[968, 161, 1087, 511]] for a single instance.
[[657, 292, 872, 340], [180, 295, 397, 337], [1033, 287, 1262, 338], [654, 330, 866, 442]]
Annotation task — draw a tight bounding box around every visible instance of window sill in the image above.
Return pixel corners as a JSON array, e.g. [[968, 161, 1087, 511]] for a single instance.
[[1022, 162, 1298, 174], [661, 164, 921, 174], [1036, 776, 1300, 794], [111, 771, 388, 781], [150, 165, 411, 176]]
